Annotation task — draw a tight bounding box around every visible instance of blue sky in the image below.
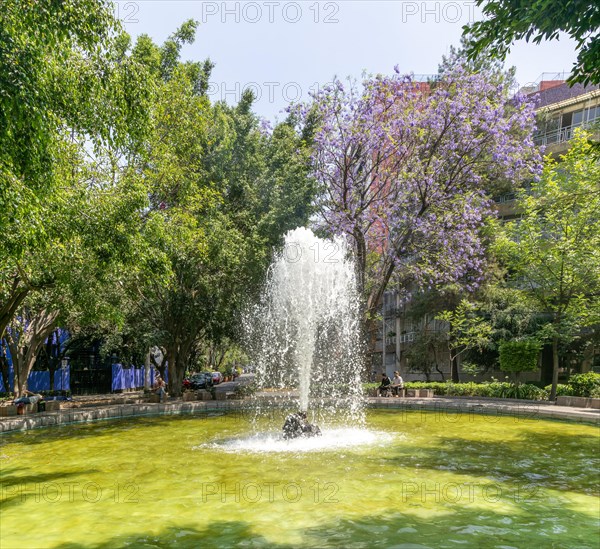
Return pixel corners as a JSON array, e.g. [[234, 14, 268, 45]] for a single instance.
[[117, 1, 578, 121]]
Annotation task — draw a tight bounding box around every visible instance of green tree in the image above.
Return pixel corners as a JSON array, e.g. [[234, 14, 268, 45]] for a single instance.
[[437, 300, 494, 382], [404, 329, 448, 382], [0, 0, 153, 338], [498, 340, 542, 384], [4, 139, 147, 396], [122, 25, 315, 396], [497, 130, 600, 400], [463, 0, 600, 85]]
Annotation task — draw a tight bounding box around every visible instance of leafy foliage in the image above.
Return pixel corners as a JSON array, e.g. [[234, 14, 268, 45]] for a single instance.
[[0, 0, 154, 340], [496, 130, 600, 398], [408, 380, 548, 400], [567, 372, 600, 397], [364, 380, 549, 400], [404, 329, 448, 382], [463, 0, 600, 85], [498, 340, 542, 374], [118, 25, 316, 395], [297, 54, 541, 355]]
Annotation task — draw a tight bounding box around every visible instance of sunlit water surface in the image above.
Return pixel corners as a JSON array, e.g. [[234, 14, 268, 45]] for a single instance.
[[0, 410, 598, 548]]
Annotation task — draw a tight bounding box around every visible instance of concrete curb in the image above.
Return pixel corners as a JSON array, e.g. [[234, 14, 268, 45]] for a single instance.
[[1, 396, 598, 434], [366, 397, 600, 425], [0, 400, 248, 434]]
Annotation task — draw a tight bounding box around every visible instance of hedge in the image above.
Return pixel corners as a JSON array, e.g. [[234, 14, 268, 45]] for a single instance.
[[499, 340, 541, 373], [363, 381, 549, 400], [545, 373, 600, 398]]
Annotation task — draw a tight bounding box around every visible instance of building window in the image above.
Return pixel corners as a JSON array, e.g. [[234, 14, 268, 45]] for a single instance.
[[572, 106, 599, 127]]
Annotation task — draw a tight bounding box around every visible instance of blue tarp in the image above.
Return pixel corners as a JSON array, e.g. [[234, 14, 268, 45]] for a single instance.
[[111, 364, 148, 391], [0, 365, 70, 392], [1, 328, 71, 392], [0, 338, 161, 393]]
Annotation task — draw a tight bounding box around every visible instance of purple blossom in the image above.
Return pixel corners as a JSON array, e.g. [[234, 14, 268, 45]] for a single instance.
[[300, 64, 541, 304]]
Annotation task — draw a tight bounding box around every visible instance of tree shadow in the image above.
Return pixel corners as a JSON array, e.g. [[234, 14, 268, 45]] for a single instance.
[[0, 466, 101, 509], [383, 428, 599, 497], [53, 522, 275, 549], [45, 503, 599, 549]]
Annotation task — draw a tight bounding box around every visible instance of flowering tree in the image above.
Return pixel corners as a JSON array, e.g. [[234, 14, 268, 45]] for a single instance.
[[300, 61, 541, 347]]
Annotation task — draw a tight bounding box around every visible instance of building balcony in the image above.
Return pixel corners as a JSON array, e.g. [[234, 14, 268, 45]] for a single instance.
[[534, 122, 598, 155], [534, 123, 574, 146]]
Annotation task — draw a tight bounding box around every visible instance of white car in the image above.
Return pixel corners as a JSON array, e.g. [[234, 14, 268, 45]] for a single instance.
[[211, 372, 223, 384]]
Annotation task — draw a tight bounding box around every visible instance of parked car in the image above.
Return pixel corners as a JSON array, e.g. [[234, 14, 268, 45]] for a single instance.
[[211, 372, 223, 385], [183, 372, 213, 390]]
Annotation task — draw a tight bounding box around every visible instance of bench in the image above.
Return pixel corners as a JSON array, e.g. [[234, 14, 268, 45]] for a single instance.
[[0, 405, 17, 417]]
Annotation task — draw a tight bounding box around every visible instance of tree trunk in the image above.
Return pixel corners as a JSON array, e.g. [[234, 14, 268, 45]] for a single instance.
[[167, 356, 186, 397], [144, 350, 151, 390], [434, 364, 445, 382], [353, 226, 367, 296], [0, 287, 29, 340], [45, 332, 58, 391], [364, 316, 380, 378], [0, 351, 11, 394], [549, 335, 560, 401], [451, 355, 460, 383], [15, 354, 38, 397], [432, 344, 445, 381], [165, 340, 193, 397], [0, 356, 10, 393], [5, 309, 60, 398]]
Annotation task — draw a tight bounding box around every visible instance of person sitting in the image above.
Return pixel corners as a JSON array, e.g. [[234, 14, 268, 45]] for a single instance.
[[391, 371, 404, 397], [282, 411, 321, 439], [13, 390, 43, 406], [377, 373, 392, 397], [153, 375, 167, 403]]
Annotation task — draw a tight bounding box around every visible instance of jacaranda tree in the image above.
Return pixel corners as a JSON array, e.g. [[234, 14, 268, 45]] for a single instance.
[[298, 58, 542, 349]]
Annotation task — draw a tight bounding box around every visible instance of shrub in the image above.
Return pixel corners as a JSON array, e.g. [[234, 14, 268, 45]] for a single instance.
[[544, 384, 573, 397], [0, 391, 14, 402], [400, 381, 548, 400], [568, 373, 600, 397], [499, 340, 541, 379], [509, 384, 548, 400]]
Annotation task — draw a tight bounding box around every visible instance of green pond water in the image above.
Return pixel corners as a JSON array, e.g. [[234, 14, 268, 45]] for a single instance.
[[0, 409, 598, 548]]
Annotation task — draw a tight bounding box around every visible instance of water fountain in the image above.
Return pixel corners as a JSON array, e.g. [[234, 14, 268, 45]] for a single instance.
[[244, 227, 365, 430], [2, 232, 597, 548]]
